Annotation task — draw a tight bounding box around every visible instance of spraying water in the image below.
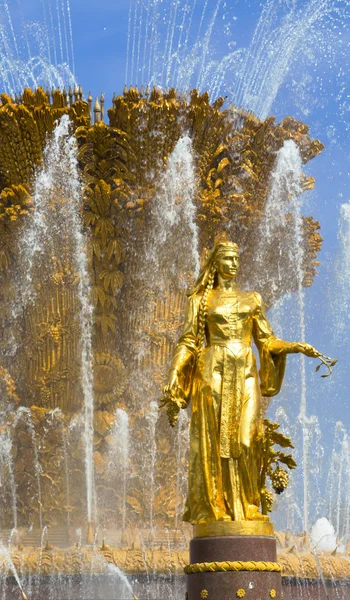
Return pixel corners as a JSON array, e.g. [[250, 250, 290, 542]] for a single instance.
[[326, 422, 350, 541], [20, 115, 95, 524], [13, 407, 43, 531], [146, 401, 158, 533], [0, 430, 17, 530], [259, 140, 311, 531], [0, 2, 76, 95], [150, 134, 200, 281], [333, 201, 350, 342], [0, 542, 27, 599], [125, 0, 347, 126], [108, 408, 130, 530]]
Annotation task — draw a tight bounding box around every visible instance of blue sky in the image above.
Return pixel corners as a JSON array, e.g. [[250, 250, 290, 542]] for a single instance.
[[1, 0, 350, 529]]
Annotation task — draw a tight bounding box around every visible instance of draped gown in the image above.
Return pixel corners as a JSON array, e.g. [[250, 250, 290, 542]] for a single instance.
[[169, 287, 286, 524]]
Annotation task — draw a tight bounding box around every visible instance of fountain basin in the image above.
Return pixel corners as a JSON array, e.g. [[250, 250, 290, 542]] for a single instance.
[[1, 544, 350, 599]]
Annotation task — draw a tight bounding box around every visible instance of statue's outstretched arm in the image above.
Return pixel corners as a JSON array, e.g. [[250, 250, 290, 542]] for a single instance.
[[266, 338, 320, 357], [253, 291, 336, 381], [266, 338, 337, 377]]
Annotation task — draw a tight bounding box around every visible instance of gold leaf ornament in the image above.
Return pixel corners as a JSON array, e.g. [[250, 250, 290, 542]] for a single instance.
[[236, 590, 246, 598]]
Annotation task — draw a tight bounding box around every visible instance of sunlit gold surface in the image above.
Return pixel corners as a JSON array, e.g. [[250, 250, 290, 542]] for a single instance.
[[0, 86, 325, 530], [163, 241, 325, 524], [0, 544, 350, 582], [193, 521, 274, 537], [184, 560, 282, 574]]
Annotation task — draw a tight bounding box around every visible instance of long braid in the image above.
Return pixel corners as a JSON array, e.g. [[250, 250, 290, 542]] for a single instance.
[[197, 266, 216, 349]]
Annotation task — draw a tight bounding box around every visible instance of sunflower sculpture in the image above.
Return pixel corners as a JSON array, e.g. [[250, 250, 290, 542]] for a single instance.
[[93, 352, 126, 409]]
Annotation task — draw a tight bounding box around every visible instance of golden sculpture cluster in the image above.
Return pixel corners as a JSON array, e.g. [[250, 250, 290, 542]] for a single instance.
[[0, 86, 324, 533], [1, 538, 350, 580]]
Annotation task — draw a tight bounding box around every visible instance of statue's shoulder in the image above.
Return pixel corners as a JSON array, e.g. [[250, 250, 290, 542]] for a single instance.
[[187, 293, 202, 309], [243, 290, 263, 305]]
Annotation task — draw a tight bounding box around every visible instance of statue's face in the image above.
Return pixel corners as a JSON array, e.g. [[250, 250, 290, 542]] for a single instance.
[[215, 251, 239, 279]]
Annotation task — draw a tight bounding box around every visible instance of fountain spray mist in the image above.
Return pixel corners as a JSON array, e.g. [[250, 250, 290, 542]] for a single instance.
[[333, 201, 350, 342], [261, 140, 310, 531], [150, 134, 200, 281], [0, 1, 76, 94], [13, 407, 43, 531], [21, 115, 95, 524]]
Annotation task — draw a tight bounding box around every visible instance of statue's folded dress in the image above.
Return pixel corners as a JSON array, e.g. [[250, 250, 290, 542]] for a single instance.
[[170, 288, 286, 523]]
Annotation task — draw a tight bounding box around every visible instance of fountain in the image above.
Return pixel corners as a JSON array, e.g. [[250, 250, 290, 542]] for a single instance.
[[0, 0, 348, 599]]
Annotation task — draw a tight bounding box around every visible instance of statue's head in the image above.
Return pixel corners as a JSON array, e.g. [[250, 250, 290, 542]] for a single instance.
[[212, 241, 239, 281], [189, 239, 239, 296]]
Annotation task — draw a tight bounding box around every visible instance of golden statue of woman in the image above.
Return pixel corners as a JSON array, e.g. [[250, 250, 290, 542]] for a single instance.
[[162, 241, 327, 525]]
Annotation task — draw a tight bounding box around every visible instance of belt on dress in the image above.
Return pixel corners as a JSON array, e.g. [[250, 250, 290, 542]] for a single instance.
[[208, 339, 251, 348]]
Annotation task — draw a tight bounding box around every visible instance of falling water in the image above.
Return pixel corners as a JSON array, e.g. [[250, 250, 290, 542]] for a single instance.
[[125, 0, 133, 83], [146, 401, 158, 533], [55, 0, 64, 63], [66, 0, 75, 75], [106, 563, 136, 600], [117, 409, 129, 530], [333, 201, 350, 342], [125, 0, 347, 126], [260, 139, 311, 531], [130, 0, 140, 87], [20, 115, 95, 524], [335, 437, 348, 538], [13, 407, 43, 532], [48, 0, 58, 66], [62, 427, 71, 530], [326, 422, 350, 542], [0, 431, 17, 530], [0, 1, 76, 95], [0, 542, 27, 599], [164, 0, 180, 87], [60, 0, 70, 65], [39, 525, 48, 572], [150, 134, 200, 281], [109, 408, 130, 530], [196, 0, 223, 91]]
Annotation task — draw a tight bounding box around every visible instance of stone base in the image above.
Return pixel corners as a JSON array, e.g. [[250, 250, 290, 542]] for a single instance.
[[186, 527, 282, 600]]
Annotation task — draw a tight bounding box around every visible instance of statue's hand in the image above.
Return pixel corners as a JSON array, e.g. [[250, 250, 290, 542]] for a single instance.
[[160, 393, 184, 427], [295, 342, 321, 358], [165, 369, 181, 394], [160, 370, 186, 426], [160, 370, 180, 407]]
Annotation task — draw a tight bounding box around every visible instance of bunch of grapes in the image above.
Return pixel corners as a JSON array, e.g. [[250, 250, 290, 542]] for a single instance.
[[264, 489, 274, 512], [271, 468, 289, 494]]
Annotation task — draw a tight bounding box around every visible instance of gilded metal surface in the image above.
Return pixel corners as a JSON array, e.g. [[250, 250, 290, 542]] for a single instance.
[[163, 241, 329, 524], [0, 86, 326, 531], [184, 560, 282, 574], [1, 544, 350, 581], [193, 521, 274, 538]]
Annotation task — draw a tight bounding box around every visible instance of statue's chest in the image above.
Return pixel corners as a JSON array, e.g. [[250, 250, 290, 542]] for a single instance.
[[207, 293, 255, 328]]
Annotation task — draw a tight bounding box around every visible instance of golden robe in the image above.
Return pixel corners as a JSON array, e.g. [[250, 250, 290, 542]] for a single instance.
[[169, 288, 286, 523]]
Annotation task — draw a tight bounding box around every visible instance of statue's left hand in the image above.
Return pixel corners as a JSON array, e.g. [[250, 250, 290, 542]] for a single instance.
[[160, 378, 187, 427], [160, 394, 184, 427], [294, 342, 321, 358], [294, 343, 337, 377]]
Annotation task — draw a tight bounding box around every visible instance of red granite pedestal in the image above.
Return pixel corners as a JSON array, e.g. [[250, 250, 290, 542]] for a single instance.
[[185, 521, 283, 600]]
